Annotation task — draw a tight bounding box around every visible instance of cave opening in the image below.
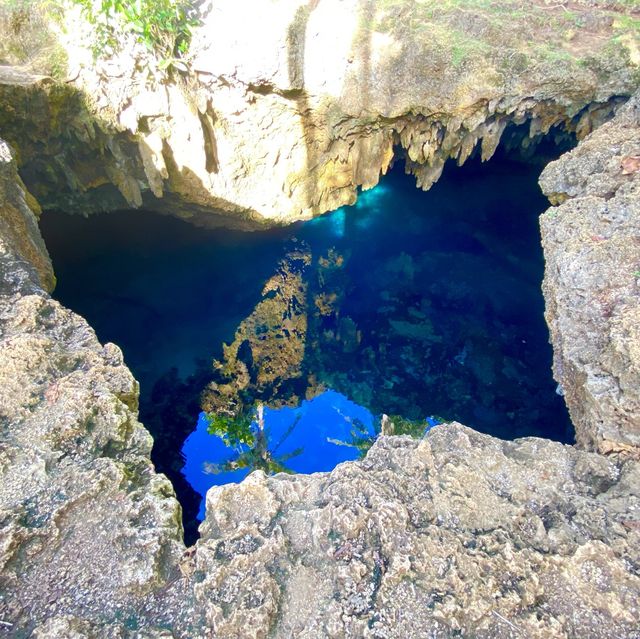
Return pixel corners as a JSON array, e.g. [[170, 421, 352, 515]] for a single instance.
[[39, 128, 574, 544]]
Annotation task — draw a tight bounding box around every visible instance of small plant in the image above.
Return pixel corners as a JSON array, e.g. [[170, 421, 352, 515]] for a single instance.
[[327, 414, 376, 456], [70, 0, 199, 65]]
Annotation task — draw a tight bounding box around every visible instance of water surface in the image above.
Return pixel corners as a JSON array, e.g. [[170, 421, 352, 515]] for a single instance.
[[40, 150, 573, 542]]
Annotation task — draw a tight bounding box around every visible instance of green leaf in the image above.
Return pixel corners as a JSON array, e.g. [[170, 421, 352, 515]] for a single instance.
[[69, 0, 199, 73]]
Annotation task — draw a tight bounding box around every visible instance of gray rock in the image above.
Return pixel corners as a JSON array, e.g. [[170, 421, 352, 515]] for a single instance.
[[0, 129, 638, 636], [0, 139, 185, 636], [540, 91, 640, 455], [188, 428, 640, 638], [0, 4, 638, 637]]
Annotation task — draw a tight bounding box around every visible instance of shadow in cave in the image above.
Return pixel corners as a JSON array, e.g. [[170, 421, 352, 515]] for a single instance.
[[39, 208, 293, 545], [140, 364, 212, 545]]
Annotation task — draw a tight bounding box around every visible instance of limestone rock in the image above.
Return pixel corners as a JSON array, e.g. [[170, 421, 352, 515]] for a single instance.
[[540, 90, 640, 454], [188, 427, 640, 638], [0, 139, 185, 636], [0, 137, 53, 292], [0, 3, 639, 637], [1, 1, 639, 226], [0, 131, 638, 636]]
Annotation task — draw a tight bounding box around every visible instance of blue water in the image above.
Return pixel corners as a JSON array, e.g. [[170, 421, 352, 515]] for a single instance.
[[40, 147, 573, 542], [182, 390, 377, 519]]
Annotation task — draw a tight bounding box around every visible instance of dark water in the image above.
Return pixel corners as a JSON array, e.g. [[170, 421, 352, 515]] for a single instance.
[[40, 150, 573, 542]]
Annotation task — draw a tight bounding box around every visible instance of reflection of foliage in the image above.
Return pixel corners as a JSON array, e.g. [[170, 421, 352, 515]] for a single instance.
[[202, 245, 312, 419], [326, 411, 376, 457], [204, 405, 303, 476], [385, 414, 443, 438], [206, 411, 255, 448], [331, 413, 443, 458]]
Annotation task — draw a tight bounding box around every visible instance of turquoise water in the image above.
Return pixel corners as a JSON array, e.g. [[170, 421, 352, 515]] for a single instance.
[[40, 149, 573, 542]]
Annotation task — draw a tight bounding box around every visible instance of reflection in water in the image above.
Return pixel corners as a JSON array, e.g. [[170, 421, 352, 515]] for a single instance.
[[201, 152, 573, 448], [41, 144, 574, 542], [182, 390, 377, 519]]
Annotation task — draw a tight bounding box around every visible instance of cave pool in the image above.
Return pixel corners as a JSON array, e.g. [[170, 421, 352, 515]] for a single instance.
[[40, 146, 573, 541]]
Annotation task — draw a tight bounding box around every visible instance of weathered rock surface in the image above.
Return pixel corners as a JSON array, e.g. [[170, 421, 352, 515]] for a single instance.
[[0, 139, 53, 293], [0, 2, 639, 637], [0, 0, 639, 225], [0, 139, 185, 636], [540, 91, 640, 455], [186, 427, 640, 639], [1, 121, 639, 636]]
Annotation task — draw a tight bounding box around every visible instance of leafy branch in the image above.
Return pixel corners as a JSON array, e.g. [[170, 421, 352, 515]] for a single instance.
[[204, 404, 303, 476], [70, 0, 199, 67]]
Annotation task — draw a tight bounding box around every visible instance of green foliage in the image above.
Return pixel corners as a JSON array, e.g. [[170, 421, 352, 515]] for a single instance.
[[69, 0, 198, 63], [204, 445, 302, 476], [204, 405, 304, 476], [204, 402, 443, 477], [325, 416, 377, 457], [386, 414, 431, 438], [335, 413, 445, 458], [206, 410, 255, 449]]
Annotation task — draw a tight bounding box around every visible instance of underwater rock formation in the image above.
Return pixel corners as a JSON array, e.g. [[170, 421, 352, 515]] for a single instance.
[[540, 91, 640, 456], [0, 1, 639, 225]]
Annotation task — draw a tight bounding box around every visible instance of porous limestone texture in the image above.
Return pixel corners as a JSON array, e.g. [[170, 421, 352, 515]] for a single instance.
[[540, 90, 640, 456], [186, 428, 640, 639], [0, 139, 53, 293], [0, 139, 185, 636], [1, 138, 639, 635], [0, 0, 639, 225], [0, 135, 639, 638], [0, 2, 639, 636]]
